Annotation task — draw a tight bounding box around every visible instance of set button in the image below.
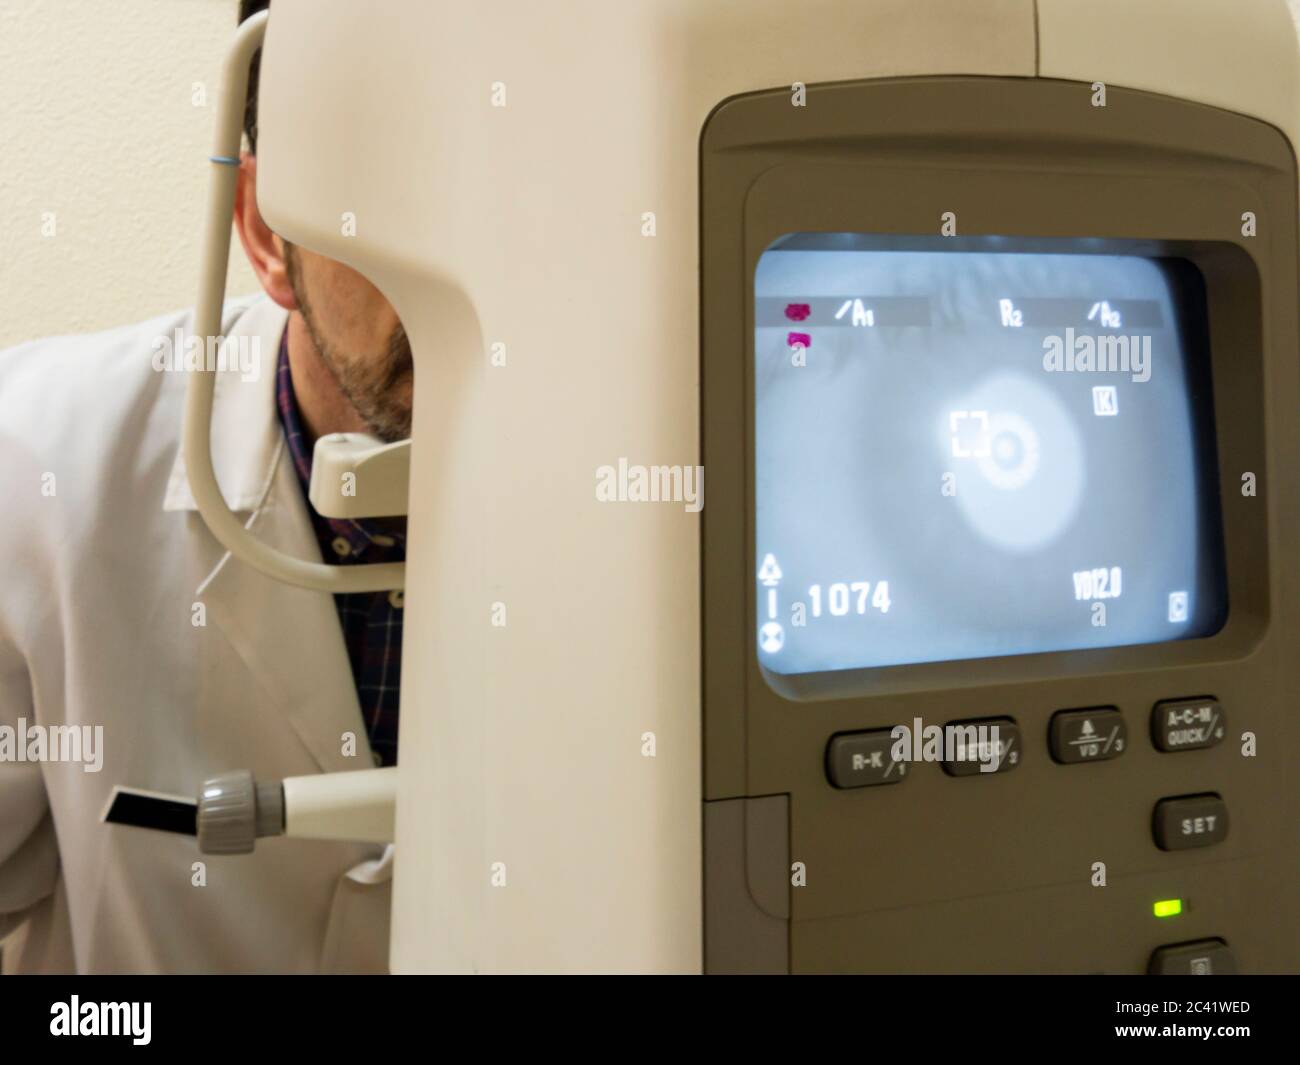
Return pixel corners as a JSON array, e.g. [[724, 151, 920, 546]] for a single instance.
[[1153, 793, 1228, 851]]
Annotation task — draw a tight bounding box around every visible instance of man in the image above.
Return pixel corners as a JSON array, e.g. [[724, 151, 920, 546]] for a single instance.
[[0, 0, 408, 972]]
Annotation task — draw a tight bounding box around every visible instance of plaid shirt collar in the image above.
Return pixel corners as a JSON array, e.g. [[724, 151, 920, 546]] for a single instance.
[[274, 329, 406, 562]]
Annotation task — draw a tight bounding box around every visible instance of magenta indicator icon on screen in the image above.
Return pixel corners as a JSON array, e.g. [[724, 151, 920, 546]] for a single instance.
[[785, 303, 811, 321], [787, 332, 812, 350]]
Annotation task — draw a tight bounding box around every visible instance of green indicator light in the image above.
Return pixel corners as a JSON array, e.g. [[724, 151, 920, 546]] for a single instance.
[[1153, 898, 1183, 918]]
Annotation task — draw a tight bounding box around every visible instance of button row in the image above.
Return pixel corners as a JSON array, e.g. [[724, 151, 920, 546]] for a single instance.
[[827, 726, 1231, 850], [827, 696, 1225, 788], [826, 717, 1022, 788]]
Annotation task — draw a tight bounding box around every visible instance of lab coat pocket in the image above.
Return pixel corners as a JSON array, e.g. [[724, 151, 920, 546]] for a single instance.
[[319, 844, 394, 974]]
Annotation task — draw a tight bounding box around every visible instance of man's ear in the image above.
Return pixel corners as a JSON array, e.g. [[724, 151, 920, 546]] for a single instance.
[[232, 152, 298, 311]]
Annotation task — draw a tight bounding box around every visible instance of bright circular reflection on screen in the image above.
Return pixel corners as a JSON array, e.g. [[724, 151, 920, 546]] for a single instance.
[[947, 373, 1084, 552]]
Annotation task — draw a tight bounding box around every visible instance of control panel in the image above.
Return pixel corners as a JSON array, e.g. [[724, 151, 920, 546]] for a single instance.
[[701, 77, 1300, 973]]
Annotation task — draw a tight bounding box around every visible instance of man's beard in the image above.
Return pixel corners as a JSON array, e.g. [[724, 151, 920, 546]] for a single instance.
[[286, 248, 414, 442]]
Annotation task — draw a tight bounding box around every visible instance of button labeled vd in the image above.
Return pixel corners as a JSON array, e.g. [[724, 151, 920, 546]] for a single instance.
[[1050, 707, 1126, 764]]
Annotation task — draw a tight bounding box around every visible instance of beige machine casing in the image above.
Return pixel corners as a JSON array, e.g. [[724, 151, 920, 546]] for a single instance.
[[252, 0, 1300, 971]]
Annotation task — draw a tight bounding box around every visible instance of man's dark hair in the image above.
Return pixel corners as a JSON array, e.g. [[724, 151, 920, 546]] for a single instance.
[[239, 0, 271, 154]]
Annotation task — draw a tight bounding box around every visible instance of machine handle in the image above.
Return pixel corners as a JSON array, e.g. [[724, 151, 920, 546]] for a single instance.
[[197, 767, 398, 855], [183, 9, 406, 592]]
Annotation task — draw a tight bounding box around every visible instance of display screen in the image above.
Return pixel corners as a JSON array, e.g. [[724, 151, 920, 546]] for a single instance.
[[754, 236, 1228, 675]]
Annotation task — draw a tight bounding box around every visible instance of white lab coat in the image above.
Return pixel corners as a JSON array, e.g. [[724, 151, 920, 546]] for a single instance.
[[0, 295, 393, 973]]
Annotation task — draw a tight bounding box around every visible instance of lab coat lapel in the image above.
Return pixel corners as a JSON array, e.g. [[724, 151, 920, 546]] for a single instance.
[[173, 298, 372, 774], [163, 298, 291, 515], [199, 451, 370, 774]]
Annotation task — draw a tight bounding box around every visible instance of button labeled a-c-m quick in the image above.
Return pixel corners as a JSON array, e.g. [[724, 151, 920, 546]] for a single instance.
[[1152, 698, 1225, 752], [1153, 793, 1229, 851]]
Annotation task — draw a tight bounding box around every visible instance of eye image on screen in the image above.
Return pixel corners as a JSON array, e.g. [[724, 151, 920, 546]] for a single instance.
[[753, 235, 1228, 675]]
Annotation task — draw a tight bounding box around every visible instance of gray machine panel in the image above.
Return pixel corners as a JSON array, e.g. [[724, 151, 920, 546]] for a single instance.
[[700, 78, 1300, 973]]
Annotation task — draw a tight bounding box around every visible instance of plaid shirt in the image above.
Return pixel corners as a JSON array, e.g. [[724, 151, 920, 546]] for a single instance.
[[274, 331, 403, 767]]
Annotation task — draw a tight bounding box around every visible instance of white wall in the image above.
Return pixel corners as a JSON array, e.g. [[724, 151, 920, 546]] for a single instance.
[[2, 0, 1298, 351], [0, 0, 259, 350]]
